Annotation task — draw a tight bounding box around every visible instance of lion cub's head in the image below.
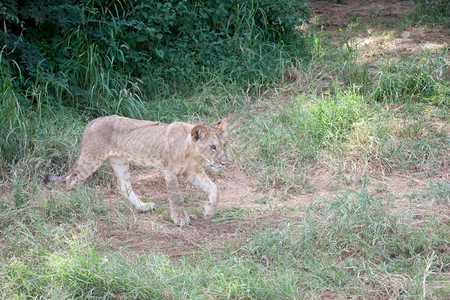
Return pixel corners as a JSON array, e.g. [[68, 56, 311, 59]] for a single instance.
[[190, 119, 228, 172]]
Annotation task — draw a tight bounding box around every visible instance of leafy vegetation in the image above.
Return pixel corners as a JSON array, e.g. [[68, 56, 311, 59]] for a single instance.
[[236, 37, 448, 188], [1, 0, 310, 104], [372, 50, 449, 104]]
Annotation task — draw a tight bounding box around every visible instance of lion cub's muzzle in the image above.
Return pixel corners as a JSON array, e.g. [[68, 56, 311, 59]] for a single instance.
[[209, 159, 228, 172]]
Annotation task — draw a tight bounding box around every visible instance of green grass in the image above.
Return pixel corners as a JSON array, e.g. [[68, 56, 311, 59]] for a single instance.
[[413, 180, 450, 204], [237, 90, 372, 189], [1, 185, 448, 299], [372, 49, 449, 104], [411, 0, 450, 28], [235, 39, 448, 188]]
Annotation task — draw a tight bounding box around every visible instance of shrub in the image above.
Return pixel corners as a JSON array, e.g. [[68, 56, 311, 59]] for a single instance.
[[0, 0, 310, 108]]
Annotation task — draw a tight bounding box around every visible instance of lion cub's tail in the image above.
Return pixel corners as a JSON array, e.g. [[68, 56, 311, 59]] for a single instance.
[[43, 173, 65, 184]]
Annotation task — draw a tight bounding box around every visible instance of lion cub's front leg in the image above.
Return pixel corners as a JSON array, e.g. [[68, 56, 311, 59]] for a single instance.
[[164, 170, 190, 226], [186, 171, 219, 220]]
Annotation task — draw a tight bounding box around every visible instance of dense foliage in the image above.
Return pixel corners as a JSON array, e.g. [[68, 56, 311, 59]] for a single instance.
[[1, 0, 310, 111]]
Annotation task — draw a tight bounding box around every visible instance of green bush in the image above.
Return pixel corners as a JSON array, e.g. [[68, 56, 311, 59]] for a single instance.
[[0, 0, 310, 110]]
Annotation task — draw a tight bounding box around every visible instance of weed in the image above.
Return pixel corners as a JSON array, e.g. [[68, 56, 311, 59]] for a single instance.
[[254, 196, 270, 204], [241, 185, 449, 298], [213, 207, 248, 225], [1, 180, 448, 299]]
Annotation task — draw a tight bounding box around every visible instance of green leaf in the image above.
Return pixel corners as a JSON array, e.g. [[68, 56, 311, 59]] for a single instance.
[[155, 49, 164, 58], [136, 35, 147, 42]]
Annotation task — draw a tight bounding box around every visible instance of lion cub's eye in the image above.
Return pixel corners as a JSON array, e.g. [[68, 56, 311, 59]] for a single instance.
[[210, 145, 217, 151]]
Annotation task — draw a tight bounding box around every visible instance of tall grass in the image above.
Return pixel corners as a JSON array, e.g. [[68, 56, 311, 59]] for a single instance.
[[238, 90, 372, 189], [372, 49, 449, 105], [0, 0, 311, 176], [0, 49, 28, 168], [412, 0, 450, 27], [52, 28, 147, 118], [299, 35, 372, 93], [0, 57, 85, 181]]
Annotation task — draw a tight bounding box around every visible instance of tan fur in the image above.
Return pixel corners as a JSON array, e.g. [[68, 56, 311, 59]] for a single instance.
[[45, 115, 228, 226]]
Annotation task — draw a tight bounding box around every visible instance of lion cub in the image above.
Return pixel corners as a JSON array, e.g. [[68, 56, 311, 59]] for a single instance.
[[45, 115, 228, 226]]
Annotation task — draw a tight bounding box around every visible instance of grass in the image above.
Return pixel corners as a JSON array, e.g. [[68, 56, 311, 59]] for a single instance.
[[1, 185, 448, 299], [236, 90, 372, 190], [1, 3, 450, 299], [372, 50, 449, 104]]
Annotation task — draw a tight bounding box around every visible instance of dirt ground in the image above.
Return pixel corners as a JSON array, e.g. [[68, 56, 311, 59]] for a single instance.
[[93, 0, 449, 257], [311, 0, 449, 56]]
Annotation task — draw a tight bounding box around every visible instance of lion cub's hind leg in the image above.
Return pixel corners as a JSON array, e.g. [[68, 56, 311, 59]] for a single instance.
[[65, 155, 106, 189], [109, 156, 155, 212]]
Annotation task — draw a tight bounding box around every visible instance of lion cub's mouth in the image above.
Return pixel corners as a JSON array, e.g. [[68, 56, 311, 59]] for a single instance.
[[207, 162, 226, 172]]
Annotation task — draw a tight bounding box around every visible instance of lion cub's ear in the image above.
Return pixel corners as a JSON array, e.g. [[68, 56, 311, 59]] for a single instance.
[[215, 118, 227, 132], [191, 124, 210, 142]]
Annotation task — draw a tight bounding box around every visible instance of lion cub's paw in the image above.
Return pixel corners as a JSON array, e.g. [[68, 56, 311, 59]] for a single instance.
[[136, 202, 155, 213], [203, 205, 217, 220], [171, 210, 190, 226]]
